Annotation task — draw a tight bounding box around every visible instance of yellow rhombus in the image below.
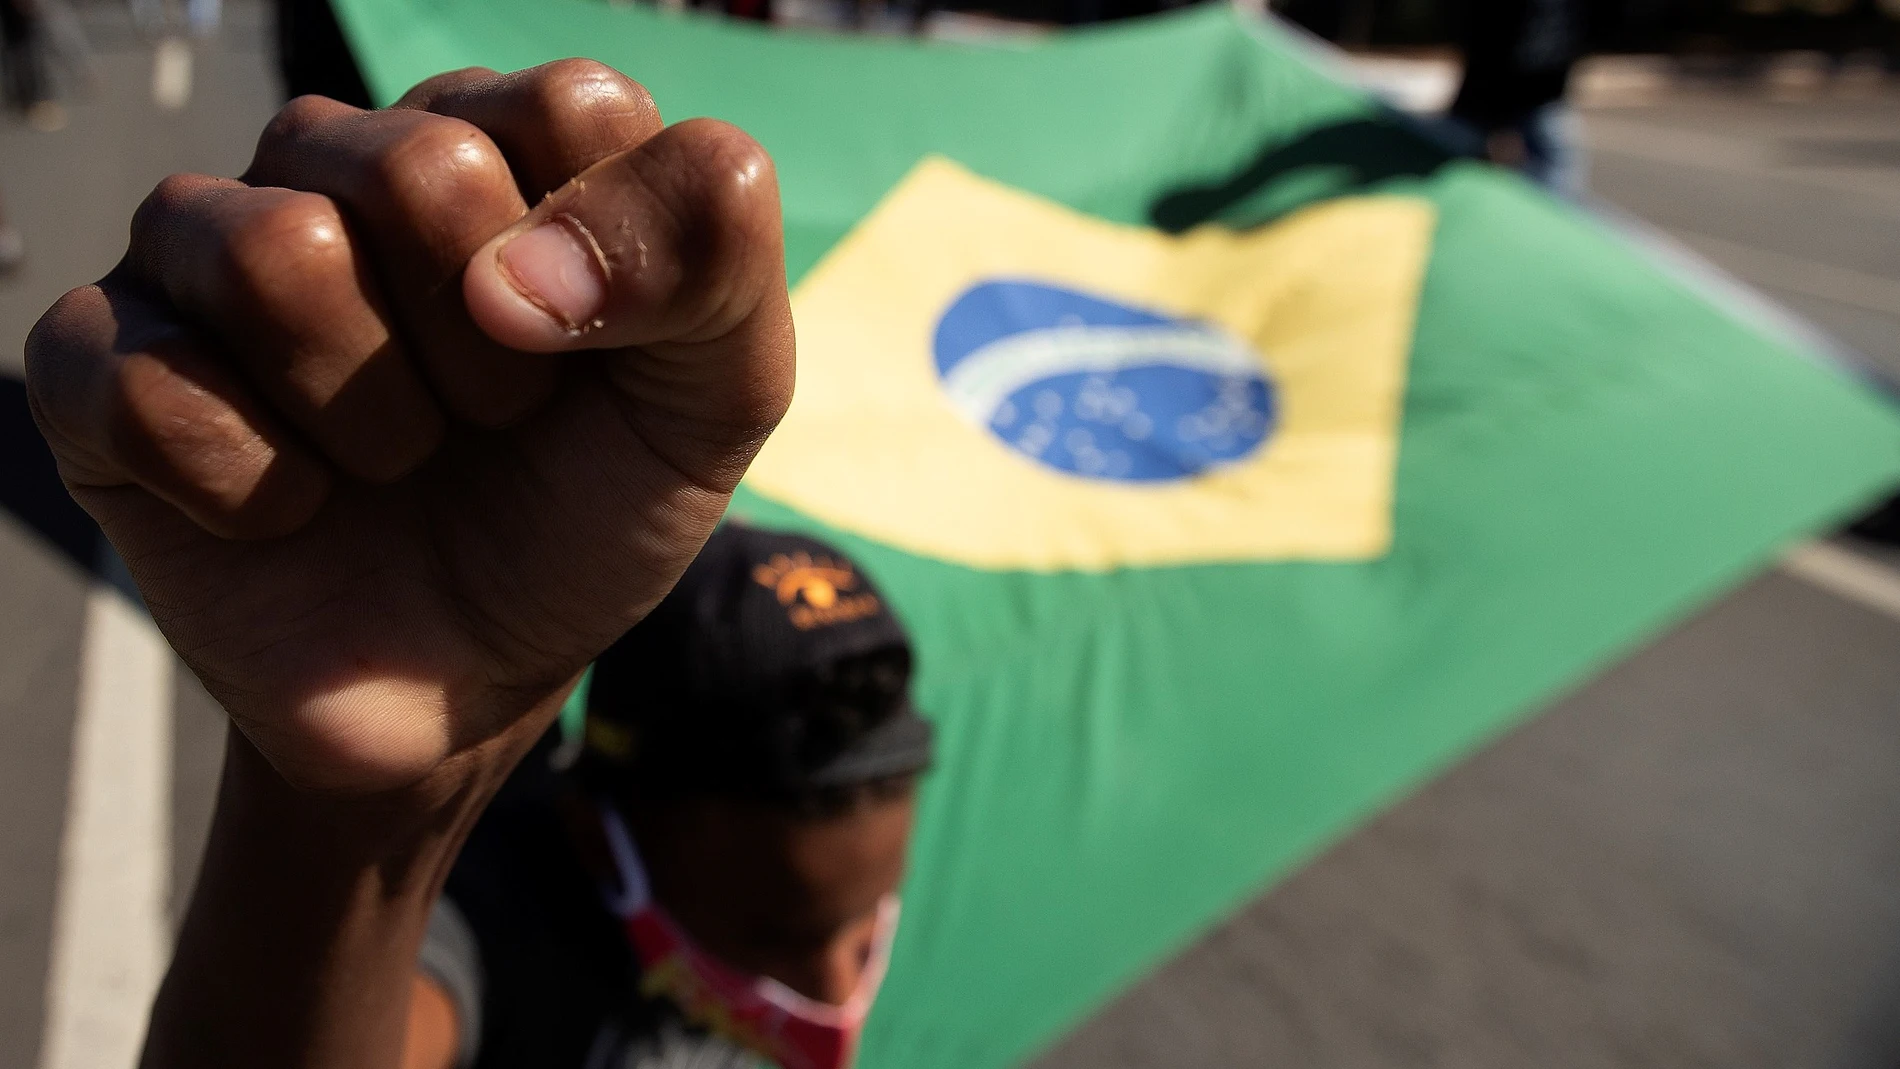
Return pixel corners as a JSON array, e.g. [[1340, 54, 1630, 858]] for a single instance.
[[745, 157, 1436, 572]]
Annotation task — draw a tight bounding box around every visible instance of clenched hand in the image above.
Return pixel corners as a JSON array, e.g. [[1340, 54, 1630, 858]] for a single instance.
[[25, 61, 794, 796]]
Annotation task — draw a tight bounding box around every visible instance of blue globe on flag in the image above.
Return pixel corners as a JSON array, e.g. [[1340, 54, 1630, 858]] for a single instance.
[[932, 280, 1276, 482]]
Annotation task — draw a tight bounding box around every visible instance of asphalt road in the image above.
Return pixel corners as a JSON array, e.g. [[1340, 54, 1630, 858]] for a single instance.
[[1, 11, 1898, 1069]]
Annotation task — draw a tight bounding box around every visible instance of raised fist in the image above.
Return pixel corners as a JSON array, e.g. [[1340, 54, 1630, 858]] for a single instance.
[[25, 61, 794, 795]]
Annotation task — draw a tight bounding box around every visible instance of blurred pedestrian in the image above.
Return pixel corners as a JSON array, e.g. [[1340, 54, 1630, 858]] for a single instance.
[[0, 0, 35, 275], [1443, 0, 1585, 195], [1, 0, 53, 125], [3, 0, 94, 129]]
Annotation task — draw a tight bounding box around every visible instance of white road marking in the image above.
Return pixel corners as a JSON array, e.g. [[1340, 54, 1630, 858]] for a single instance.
[[151, 37, 192, 112], [38, 579, 173, 1069], [1782, 540, 1900, 623], [1669, 230, 1900, 319]]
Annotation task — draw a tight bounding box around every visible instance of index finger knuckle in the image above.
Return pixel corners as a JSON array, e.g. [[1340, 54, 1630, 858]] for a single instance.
[[132, 173, 234, 253], [394, 65, 501, 109], [218, 191, 352, 302], [653, 120, 782, 277], [522, 58, 659, 136], [369, 115, 516, 228], [255, 94, 359, 166]]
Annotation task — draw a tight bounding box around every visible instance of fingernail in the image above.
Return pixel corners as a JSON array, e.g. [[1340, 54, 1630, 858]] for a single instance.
[[497, 216, 607, 331]]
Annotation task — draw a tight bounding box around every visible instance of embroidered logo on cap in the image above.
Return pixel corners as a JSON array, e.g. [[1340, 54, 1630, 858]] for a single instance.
[[753, 553, 883, 631]]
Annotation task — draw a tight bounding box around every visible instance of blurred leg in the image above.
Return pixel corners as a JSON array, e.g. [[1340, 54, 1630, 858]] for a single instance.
[[1, 0, 51, 111], [1523, 101, 1586, 198], [0, 189, 23, 276], [38, 0, 99, 92]]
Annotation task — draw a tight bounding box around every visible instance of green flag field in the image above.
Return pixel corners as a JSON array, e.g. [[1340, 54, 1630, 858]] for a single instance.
[[335, 3, 1900, 1067]]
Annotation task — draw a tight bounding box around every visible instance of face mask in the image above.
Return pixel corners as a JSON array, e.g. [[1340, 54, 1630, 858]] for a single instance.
[[597, 806, 900, 1069]]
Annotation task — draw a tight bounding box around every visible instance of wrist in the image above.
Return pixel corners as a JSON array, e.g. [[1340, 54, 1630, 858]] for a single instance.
[[142, 725, 525, 1069], [225, 681, 571, 859], [218, 731, 487, 871]]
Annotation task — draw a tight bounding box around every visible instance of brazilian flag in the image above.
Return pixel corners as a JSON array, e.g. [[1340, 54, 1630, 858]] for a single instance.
[[336, 3, 1900, 1067]]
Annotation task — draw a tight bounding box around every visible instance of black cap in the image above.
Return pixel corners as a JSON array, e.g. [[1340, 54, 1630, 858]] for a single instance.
[[584, 523, 933, 795]]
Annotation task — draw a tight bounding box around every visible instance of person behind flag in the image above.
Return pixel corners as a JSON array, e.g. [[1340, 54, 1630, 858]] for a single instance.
[[2, 0, 52, 121], [1443, 0, 1585, 195], [406, 524, 934, 1069]]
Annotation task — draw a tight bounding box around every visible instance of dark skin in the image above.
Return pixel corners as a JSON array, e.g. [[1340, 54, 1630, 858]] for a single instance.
[[25, 60, 795, 1069], [630, 786, 919, 1002], [401, 785, 920, 1069]]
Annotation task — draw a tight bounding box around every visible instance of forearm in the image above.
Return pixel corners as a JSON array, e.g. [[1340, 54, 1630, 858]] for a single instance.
[[140, 724, 530, 1069]]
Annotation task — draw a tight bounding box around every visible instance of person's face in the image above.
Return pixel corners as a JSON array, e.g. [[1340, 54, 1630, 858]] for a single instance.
[[627, 785, 917, 1005]]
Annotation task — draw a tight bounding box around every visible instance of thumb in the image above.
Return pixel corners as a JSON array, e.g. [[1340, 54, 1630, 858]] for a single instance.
[[465, 118, 794, 487], [464, 117, 789, 358]]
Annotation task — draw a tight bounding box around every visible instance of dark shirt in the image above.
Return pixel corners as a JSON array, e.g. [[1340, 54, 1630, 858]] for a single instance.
[[1449, 0, 1582, 129], [420, 738, 764, 1069]]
